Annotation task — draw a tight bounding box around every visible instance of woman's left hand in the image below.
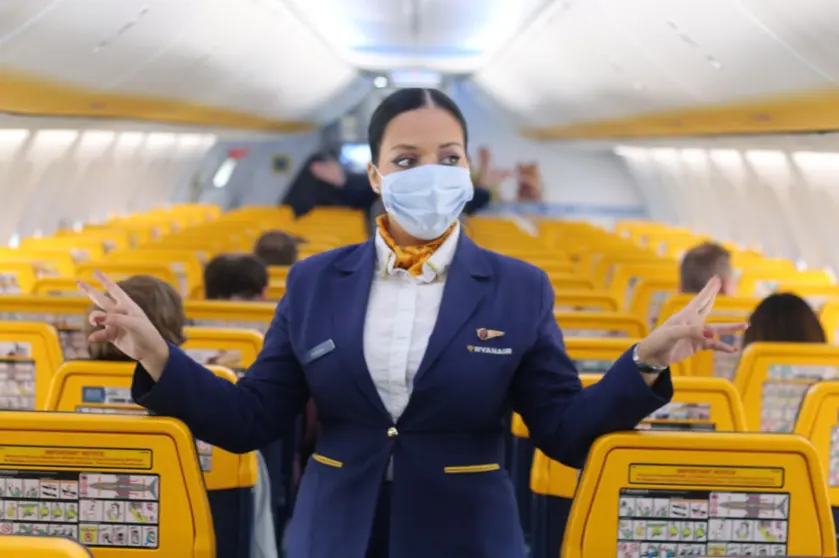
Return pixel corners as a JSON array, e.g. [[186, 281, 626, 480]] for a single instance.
[[636, 276, 748, 369]]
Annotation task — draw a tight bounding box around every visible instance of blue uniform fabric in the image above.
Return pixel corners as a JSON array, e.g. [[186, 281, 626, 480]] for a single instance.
[[132, 233, 673, 558]]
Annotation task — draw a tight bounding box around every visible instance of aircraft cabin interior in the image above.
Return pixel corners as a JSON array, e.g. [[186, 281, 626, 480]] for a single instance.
[[1, 1, 839, 557]]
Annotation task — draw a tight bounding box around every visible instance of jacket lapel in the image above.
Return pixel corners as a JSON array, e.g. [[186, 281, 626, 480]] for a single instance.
[[412, 234, 492, 386], [329, 240, 390, 419]]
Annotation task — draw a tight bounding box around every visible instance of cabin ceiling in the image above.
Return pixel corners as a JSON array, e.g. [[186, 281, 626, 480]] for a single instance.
[[2, 0, 839, 135]]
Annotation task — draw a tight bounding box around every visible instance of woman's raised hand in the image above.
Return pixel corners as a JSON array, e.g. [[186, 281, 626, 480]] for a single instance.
[[635, 276, 748, 369], [78, 270, 170, 381]]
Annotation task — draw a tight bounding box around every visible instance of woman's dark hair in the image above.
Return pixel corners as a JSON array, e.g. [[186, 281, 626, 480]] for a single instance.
[[742, 292, 826, 349], [368, 88, 468, 165]]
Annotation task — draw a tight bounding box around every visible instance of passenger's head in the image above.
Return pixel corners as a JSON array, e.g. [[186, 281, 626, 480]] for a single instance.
[[204, 254, 268, 301], [366, 88, 472, 243], [742, 293, 826, 349], [254, 231, 299, 267], [680, 242, 735, 295], [85, 275, 185, 361]]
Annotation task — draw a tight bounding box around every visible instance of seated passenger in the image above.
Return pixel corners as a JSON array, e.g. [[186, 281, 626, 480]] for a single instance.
[[85, 275, 277, 558], [85, 275, 185, 359], [255, 231, 300, 267], [742, 292, 826, 348], [204, 254, 269, 301], [680, 242, 736, 295]]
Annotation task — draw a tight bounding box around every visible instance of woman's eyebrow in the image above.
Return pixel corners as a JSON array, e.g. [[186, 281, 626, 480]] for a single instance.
[[439, 142, 462, 148], [389, 144, 419, 152]]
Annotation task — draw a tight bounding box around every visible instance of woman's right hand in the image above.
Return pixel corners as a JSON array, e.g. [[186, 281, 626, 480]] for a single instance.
[[78, 270, 170, 381]]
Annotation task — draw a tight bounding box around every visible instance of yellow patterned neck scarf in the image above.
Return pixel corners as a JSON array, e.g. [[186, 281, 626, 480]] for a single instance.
[[376, 215, 456, 277]]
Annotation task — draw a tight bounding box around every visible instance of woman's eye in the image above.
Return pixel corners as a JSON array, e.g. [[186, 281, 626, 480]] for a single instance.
[[393, 157, 415, 168], [441, 155, 461, 165]]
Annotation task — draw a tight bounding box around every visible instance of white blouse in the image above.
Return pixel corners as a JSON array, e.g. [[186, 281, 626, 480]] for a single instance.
[[362, 223, 461, 422]]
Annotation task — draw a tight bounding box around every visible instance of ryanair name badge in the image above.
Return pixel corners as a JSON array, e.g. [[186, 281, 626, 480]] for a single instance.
[[467, 345, 513, 355]]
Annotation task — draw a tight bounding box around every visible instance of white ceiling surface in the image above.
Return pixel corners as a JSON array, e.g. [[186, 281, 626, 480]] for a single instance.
[[0, 0, 360, 122], [473, 0, 839, 127], [282, 0, 552, 73]]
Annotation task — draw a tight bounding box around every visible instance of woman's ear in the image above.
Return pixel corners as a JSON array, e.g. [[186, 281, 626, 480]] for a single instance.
[[367, 162, 382, 195]]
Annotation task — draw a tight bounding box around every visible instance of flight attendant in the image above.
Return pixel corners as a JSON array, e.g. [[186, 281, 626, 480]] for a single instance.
[[80, 88, 744, 558]]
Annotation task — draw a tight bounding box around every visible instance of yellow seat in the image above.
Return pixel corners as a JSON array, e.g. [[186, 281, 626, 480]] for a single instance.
[[628, 277, 679, 328], [733, 342, 839, 432], [44, 359, 256, 486], [31, 278, 89, 297], [184, 300, 276, 334], [658, 295, 760, 324], [553, 290, 620, 312], [0, 262, 38, 294], [104, 250, 204, 297], [20, 237, 105, 263], [0, 296, 90, 359], [266, 281, 286, 302], [609, 263, 677, 310], [268, 266, 290, 282], [182, 326, 263, 377], [555, 311, 648, 338], [0, 535, 92, 557], [0, 321, 64, 410], [75, 263, 180, 292], [796, 382, 839, 514], [738, 269, 834, 297], [819, 301, 839, 344], [548, 274, 596, 291], [778, 284, 839, 311], [532, 376, 747, 500], [563, 431, 836, 557], [0, 248, 77, 277], [0, 411, 214, 556]]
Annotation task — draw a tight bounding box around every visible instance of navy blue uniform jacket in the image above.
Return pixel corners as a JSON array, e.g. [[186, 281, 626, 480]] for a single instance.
[[132, 233, 673, 558]]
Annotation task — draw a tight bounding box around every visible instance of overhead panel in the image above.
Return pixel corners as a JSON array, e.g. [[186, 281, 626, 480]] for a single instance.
[[474, 0, 839, 139], [0, 0, 360, 130]]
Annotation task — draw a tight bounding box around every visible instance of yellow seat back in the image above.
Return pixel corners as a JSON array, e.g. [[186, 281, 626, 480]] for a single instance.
[[75, 263, 180, 293], [563, 431, 835, 558], [0, 296, 90, 360], [733, 342, 839, 432], [628, 277, 679, 328], [532, 376, 747, 500], [31, 279, 89, 297], [795, 382, 839, 508], [182, 327, 263, 377], [555, 311, 647, 338], [0, 535, 92, 557], [819, 301, 839, 344], [739, 269, 834, 297], [0, 321, 64, 410], [609, 263, 677, 310], [43, 361, 257, 493], [0, 262, 38, 294], [0, 411, 215, 556], [553, 290, 620, 312], [184, 301, 275, 334]]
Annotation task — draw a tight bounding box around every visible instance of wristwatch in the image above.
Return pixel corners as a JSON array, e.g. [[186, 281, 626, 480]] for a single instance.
[[632, 344, 668, 374]]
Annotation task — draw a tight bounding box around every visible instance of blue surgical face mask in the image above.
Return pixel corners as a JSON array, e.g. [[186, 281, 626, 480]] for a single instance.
[[376, 164, 474, 240]]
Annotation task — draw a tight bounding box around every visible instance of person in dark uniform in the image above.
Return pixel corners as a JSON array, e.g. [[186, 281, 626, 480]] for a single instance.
[[80, 88, 744, 558]]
